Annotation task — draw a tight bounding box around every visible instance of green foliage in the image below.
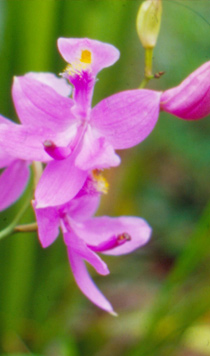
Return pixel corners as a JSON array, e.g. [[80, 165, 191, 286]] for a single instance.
[[1, 354, 43, 356]]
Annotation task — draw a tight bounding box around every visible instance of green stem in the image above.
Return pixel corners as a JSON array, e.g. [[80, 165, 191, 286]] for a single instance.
[[145, 47, 153, 77], [15, 222, 38, 232], [139, 76, 151, 89], [0, 197, 31, 240], [139, 47, 154, 89]]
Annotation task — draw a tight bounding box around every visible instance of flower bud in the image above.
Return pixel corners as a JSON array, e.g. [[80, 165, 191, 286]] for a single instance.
[[136, 0, 162, 49]]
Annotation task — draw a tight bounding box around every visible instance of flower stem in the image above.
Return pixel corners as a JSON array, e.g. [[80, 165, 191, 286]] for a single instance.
[[32, 161, 43, 189], [15, 222, 38, 232], [0, 197, 31, 240], [139, 48, 154, 89], [139, 76, 151, 89], [145, 47, 153, 77]]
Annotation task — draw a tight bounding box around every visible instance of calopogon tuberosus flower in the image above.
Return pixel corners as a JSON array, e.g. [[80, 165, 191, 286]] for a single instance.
[[0, 116, 30, 211], [160, 61, 210, 120], [33, 174, 151, 313], [0, 38, 161, 207], [0, 40, 210, 206]]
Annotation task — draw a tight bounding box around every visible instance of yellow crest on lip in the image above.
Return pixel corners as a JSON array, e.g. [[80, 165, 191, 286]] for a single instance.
[[80, 50, 92, 64], [63, 49, 92, 77], [92, 169, 109, 194]]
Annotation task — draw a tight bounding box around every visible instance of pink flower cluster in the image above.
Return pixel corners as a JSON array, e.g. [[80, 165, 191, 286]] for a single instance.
[[0, 38, 210, 313]]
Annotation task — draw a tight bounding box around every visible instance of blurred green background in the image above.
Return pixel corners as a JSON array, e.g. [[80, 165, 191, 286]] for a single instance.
[[0, 0, 210, 355]]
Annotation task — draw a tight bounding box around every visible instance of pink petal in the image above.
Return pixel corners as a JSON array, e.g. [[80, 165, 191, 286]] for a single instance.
[[64, 231, 109, 275], [67, 244, 114, 313], [0, 114, 14, 125], [43, 140, 72, 160], [35, 155, 87, 208], [72, 216, 152, 256], [0, 123, 53, 161], [12, 75, 75, 129], [88, 232, 131, 252], [67, 195, 100, 221], [0, 160, 30, 211], [57, 37, 120, 76], [25, 72, 72, 97], [33, 202, 60, 248], [75, 126, 121, 170], [0, 116, 21, 167], [91, 89, 161, 149], [0, 150, 14, 169], [161, 61, 210, 120]]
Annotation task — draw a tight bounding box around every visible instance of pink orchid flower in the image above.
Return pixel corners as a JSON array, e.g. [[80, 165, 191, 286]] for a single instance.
[[0, 73, 88, 208], [0, 116, 30, 211], [0, 40, 210, 208], [33, 178, 151, 313], [24, 59, 210, 209], [160, 61, 210, 120], [0, 38, 160, 207]]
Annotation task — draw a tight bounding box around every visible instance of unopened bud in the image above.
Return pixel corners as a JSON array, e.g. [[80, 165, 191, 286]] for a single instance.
[[136, 0, 162, 49]]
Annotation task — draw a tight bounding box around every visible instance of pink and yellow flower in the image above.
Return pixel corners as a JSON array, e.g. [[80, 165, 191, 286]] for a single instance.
[[33, 175, 151, 313]]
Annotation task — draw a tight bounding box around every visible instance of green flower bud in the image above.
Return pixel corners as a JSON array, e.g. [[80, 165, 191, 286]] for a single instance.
[[136, 0, 162, 49]]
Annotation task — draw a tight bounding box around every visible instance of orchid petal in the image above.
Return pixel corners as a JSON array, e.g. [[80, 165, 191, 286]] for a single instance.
[[161, 61, 210, 120], [32, 203, 60, 248], [64, 231, 109, 275], [0, 116, 22, 167], [0, 150, 14, 169], [25, 72, 72, 97], [72, 216, 152, 255], [43, 140, 72, 160], [12, 75, 75, 129], [88, 232, 131, 252], [75, 126, 121, 170], [0, 123, 53, 161], [35, 155, 87, 208], [57, 37, 120, 76], [91, 89, 161, 149], [66, 195, 100, 221], [0, 114, 14, 125], [0, 160, 30, 211], [67, 244, 114, 313]]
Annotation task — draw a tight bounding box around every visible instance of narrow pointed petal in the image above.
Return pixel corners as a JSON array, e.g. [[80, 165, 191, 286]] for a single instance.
[[161, 61, 210, 120], [33, 203, 60, 248], [12, 75, 75, 129], [35, 155, 87, 208], [0, 123, 53, 161], [0, 160, 30, 211], [64, 232, 109, 275], [91, 89, 161, 149], [67, 246, 114, 313], [72, 216, 152, 255], [57, 37, 120, 76], [75, 126, 121, 170]]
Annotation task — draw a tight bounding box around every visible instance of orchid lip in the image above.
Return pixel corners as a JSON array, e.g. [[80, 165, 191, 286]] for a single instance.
[[88, 232, 131, 253], [43, 140, 72, 160], [75, 169, 109, 198]]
